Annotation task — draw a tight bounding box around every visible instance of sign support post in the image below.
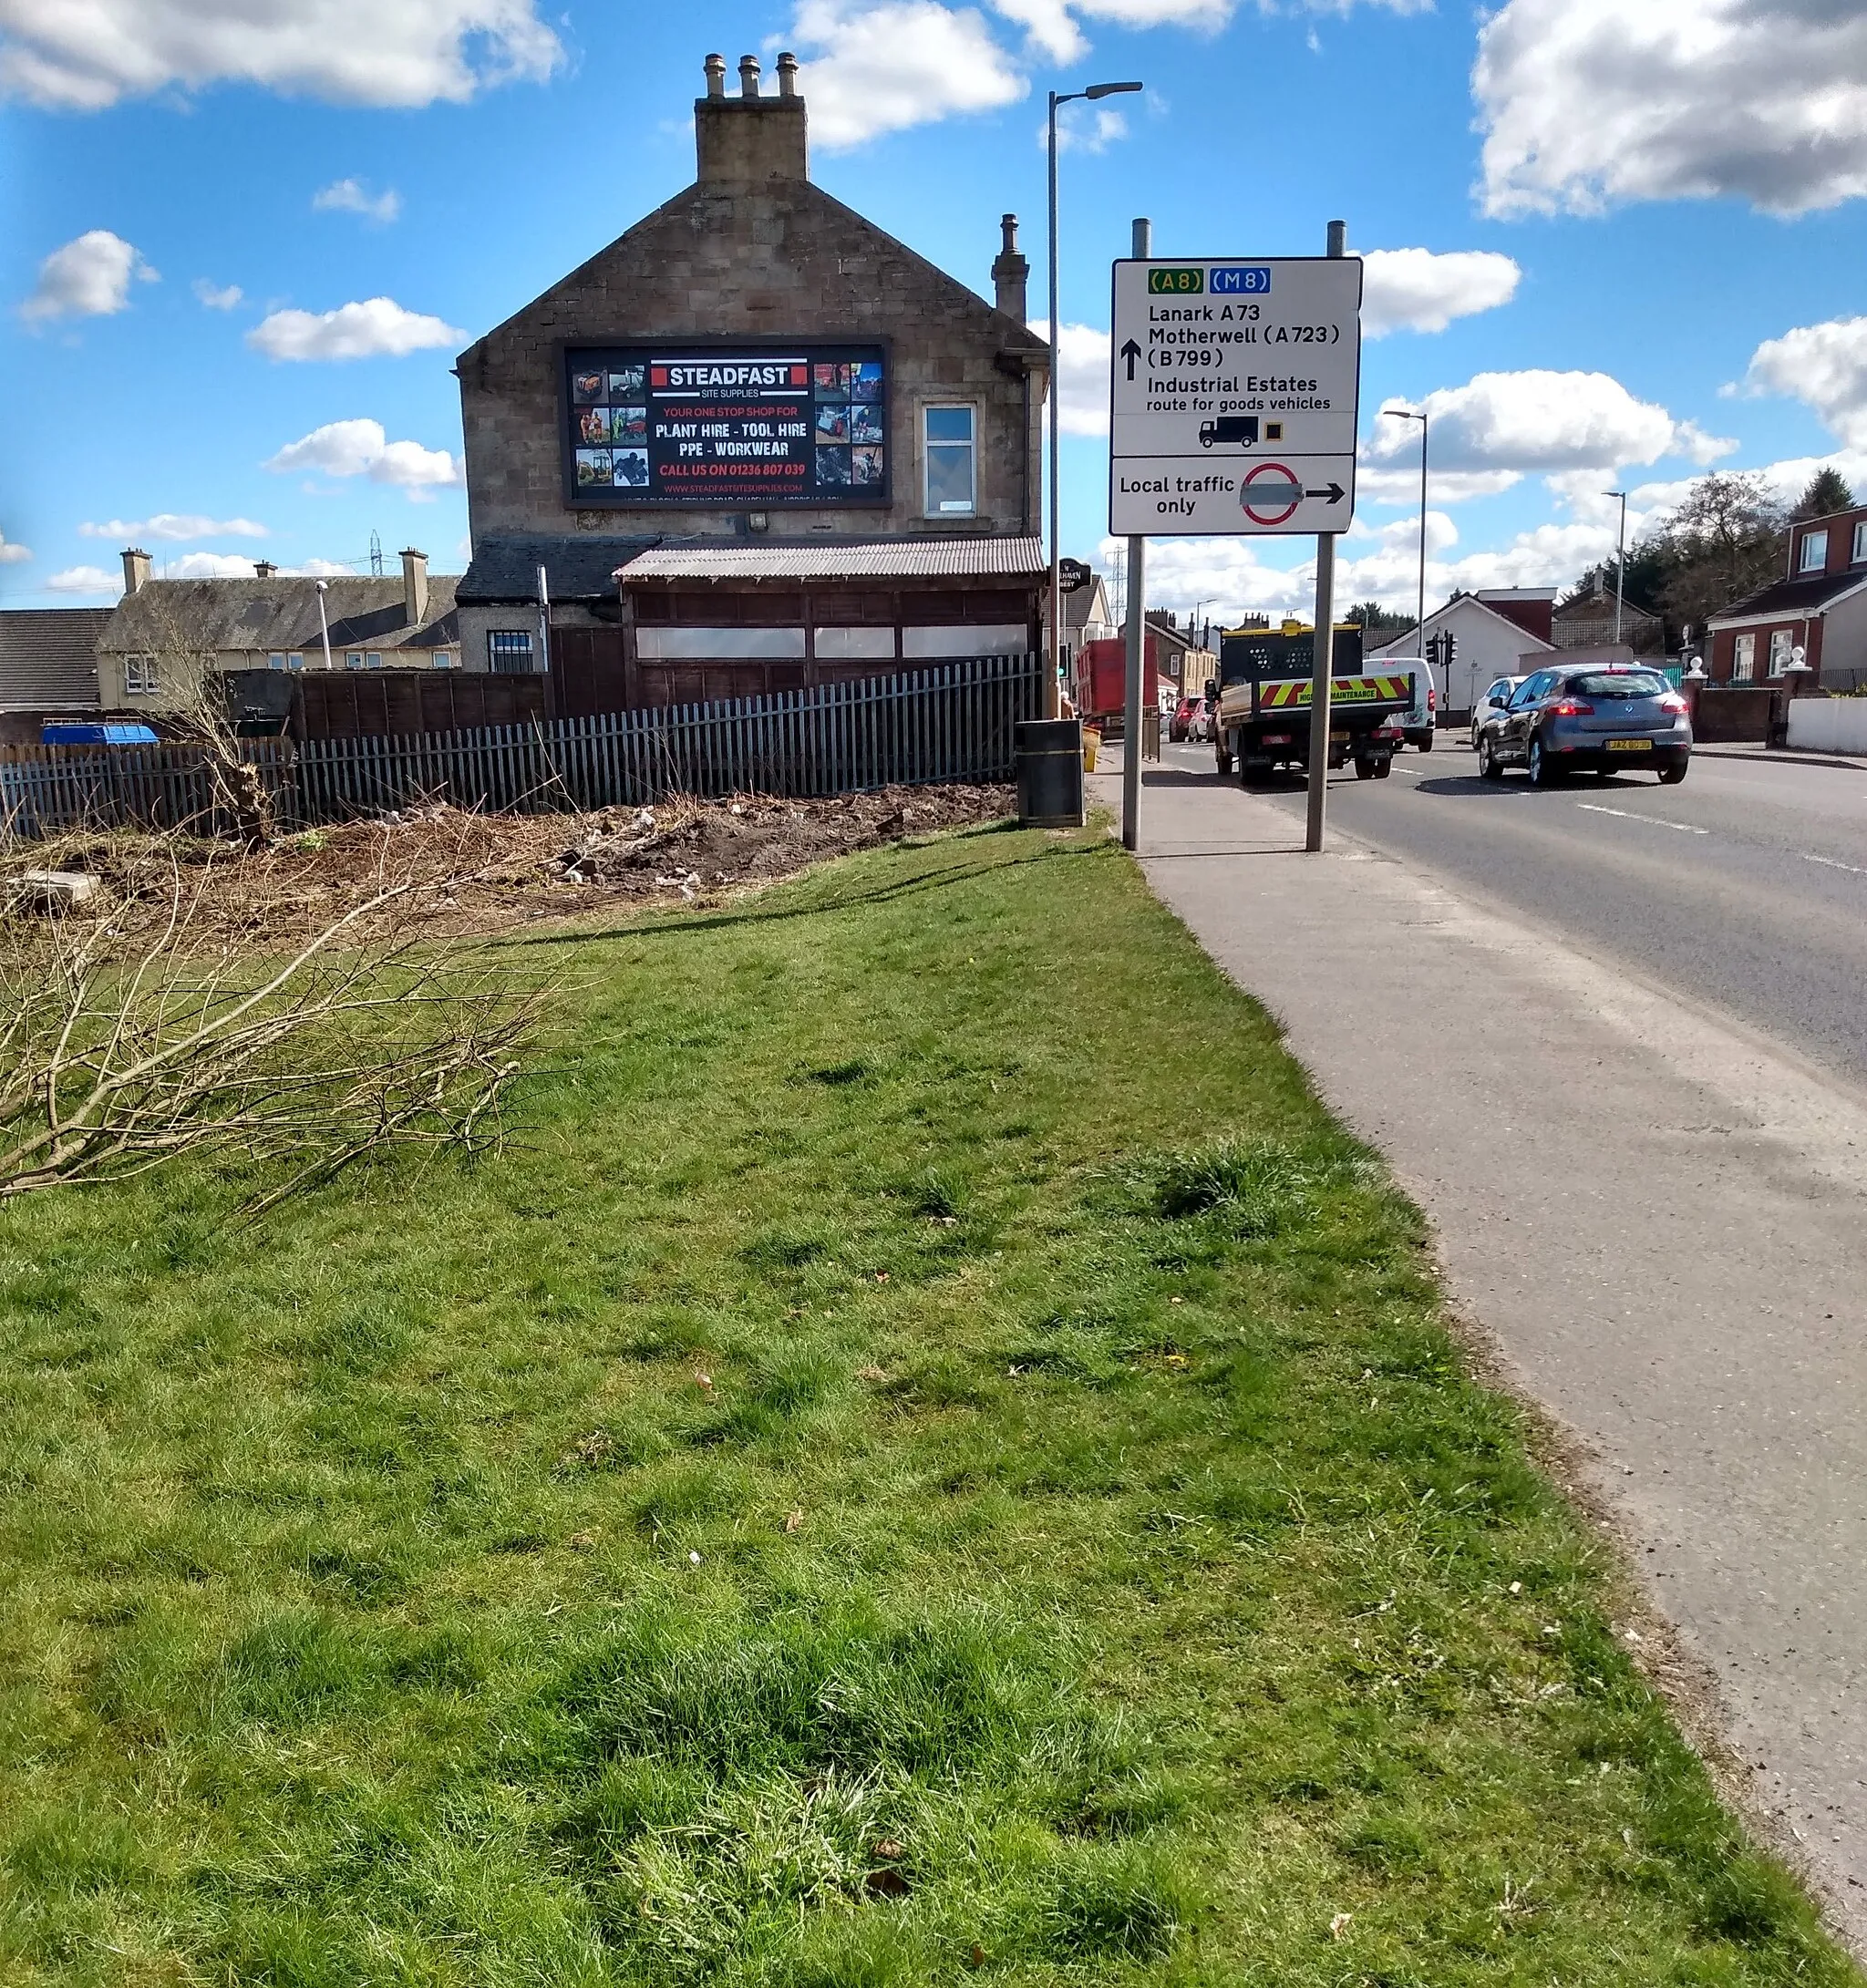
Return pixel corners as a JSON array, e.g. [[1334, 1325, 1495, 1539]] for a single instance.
[[1122, 215, 1151, 854], [1305, 218, 1348, 854]]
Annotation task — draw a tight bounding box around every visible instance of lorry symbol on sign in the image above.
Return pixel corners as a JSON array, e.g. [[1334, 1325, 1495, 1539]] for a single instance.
[[1198, 417, 1287, 449]]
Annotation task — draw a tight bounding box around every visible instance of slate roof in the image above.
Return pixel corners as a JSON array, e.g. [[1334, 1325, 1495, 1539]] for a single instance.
[[0, 607, 109, 711], [101, 576, 459, 655], [1707, 570, 1867, 625], [457, 536, 662, 603], [619, 536, 1047, 582]]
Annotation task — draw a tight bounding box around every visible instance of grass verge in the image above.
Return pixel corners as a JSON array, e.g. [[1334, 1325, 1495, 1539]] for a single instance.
[[0, 820, 1854, 1985]]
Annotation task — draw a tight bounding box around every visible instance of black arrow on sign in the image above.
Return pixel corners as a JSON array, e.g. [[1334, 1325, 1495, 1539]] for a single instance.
[[1307, 481, 1346, 504], [1119, 338, 1142, 381]]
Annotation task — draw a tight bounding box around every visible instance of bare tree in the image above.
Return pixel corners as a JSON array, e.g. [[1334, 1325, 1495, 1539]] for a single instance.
[[0, 831, 542, 1210]]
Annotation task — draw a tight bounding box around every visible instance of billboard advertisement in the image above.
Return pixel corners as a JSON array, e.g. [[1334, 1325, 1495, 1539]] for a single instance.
[[562, 344, 889, 508]]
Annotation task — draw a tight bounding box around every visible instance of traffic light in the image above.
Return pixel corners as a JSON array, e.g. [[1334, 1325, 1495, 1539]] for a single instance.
[[1442, 631, 1458, 669]]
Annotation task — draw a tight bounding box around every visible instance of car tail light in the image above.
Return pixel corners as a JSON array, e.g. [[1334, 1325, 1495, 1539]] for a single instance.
[[1549, 699, 1594, 716], [1427, 686, 1437, 709], [1659, 692, 1688, 714]]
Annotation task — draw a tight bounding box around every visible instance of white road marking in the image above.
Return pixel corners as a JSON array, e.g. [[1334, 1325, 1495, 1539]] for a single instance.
[[1575, 802, 1710, 835], [1802, 852, 1867, 878]]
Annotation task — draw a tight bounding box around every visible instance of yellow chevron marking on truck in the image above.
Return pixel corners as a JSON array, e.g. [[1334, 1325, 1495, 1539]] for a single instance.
[[1258, 675, 1410, 709]]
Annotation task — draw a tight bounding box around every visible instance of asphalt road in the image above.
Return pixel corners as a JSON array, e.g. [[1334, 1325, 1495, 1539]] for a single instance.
[[1171, 738, 1867, 1095]]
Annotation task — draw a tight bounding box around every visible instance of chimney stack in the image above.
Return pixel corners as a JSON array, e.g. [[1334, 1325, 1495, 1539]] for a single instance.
[[696, 51, 808, 183], [253, 559, 278, 579], [400, 547, 429, 626], [992, 212, 1029, 324], [121, 547, 151, 595]]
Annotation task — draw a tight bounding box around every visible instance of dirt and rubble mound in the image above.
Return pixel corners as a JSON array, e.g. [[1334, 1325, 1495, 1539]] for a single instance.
[[8, 785, 1015, 950]]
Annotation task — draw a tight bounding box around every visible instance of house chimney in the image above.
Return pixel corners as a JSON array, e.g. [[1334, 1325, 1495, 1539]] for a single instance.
[[696, 50, 808, 183], [992, 212, 1029, 324], [400, 547, 429, 626], [121, 546, 151, 595], [253, 559, 278, 579]]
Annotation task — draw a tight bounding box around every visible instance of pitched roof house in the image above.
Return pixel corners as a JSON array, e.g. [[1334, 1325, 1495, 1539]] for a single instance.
[[98, 548, 458, 712], [0, 607, 110, 730], [1366, 591, 1557, 718], [1706, 505, 1867, 691]]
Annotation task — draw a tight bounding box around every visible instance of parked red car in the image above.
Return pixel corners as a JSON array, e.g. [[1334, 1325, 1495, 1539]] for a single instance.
[[1169, 696, 1197, 742]]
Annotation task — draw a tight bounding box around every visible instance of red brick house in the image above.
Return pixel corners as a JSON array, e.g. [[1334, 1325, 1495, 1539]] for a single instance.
[[1706, 505, 1867, 691]]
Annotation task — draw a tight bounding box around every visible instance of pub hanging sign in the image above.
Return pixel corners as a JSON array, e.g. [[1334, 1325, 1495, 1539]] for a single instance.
[[561, 342, 890, 508]]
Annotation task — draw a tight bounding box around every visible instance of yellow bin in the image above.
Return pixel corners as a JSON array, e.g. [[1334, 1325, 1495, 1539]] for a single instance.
[[1082, 727, 1100, 772]]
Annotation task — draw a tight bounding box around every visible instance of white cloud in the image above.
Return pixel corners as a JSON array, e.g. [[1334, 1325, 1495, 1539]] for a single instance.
[[1361, 248, 1520, 336], [191, 277, 242, 309], [1739, 316, 1867, 448], [248, 296, 463, 361], [992, 0, 1087, 60], [45, 565, 120, 595], [0, 531, 30, 563], [313, 177, 402, 222], [20, 230, 156, 322], [1046, 103, 1127, 152], [0, 0, 561, 110], [790, 0, 1027, 147], [1365, 369, 1726, 479], [79, 514, 267, 541], [263, 417, 461, 493], [1357, 462, 1522, 506], [1476, 0, 1867, 219], [1032, 319, 1109, 436], [157, 551, 273, 580]]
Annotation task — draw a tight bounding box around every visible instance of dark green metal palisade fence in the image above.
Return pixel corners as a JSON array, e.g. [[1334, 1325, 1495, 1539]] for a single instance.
[[0, 654, 1041, 837]]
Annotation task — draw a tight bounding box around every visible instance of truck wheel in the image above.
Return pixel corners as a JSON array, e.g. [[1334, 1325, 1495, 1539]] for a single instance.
[[1418, 732, 1434, 753], [1354, 757, 1377, 780], [1374, 757, 1392, 778]]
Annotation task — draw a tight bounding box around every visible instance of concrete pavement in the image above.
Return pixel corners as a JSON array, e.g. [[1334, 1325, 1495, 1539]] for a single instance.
[[1091, 745, 1867, 1948]]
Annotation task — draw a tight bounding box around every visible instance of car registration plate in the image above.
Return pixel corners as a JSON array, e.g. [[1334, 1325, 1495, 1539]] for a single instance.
[[1606, 738, 1653, 751], [1330, 730, 1349, 743]]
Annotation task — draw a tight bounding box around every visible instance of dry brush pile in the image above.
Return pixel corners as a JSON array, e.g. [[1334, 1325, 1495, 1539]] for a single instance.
[[0, 823, 544, 1209]]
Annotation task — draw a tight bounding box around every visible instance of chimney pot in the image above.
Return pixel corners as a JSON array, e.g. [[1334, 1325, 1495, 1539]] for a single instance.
[[991, 210, 1030, 325], [400, 546, 429, 627], [121, 546, 151, 596], [704, 52, 726, 97], [738, 53, 760, 98], [776, 50, 799, 97]]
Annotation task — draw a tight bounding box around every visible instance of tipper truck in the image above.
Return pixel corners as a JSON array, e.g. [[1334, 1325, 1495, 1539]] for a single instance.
[[1207, 624, 1418, 783]]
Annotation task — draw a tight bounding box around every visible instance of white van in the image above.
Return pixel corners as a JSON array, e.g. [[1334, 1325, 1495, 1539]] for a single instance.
[[1380, 655, 1436, 751]]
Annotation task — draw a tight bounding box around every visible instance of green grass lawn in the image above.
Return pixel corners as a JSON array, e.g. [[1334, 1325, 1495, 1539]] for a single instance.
[[0, 820, 1853, 1987]]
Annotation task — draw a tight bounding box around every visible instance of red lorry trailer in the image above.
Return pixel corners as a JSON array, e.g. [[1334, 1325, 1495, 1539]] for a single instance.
[[1073, 634, 1163, 732]]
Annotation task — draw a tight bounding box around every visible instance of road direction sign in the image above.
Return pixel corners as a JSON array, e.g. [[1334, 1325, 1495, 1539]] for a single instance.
[[1108, 255, 1362, 537]]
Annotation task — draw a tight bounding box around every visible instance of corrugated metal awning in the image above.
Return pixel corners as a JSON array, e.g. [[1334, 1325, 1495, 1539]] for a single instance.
[[617, 537, 1047, 583]]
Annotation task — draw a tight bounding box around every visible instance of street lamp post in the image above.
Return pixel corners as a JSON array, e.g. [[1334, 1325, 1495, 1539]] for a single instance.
[[1604, 489, 1627, 648], [1387, 407, 1429, 695], [1047, 77, 1142, 721], [314, 580, 334, 670]]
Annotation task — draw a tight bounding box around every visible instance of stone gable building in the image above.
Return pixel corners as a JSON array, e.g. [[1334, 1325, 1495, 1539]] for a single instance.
[[454, 51, 1050, 711]]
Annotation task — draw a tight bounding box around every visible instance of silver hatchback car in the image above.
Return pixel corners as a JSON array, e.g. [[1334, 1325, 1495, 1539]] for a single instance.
[[1477, 663, 1691, 787]]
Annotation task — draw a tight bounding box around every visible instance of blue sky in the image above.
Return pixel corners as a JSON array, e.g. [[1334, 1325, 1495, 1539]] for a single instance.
[[4, 0, 1865, 625]]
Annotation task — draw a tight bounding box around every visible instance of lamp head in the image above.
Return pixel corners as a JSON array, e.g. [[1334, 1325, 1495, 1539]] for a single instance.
[[1084, 79, 1143, 98]]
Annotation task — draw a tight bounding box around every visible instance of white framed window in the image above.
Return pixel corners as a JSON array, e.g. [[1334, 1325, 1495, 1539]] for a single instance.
[[1799, 530, 1829, 573], [432, 648, 456, 669], [1732, 633, 1755, 682], [267, 651, 304, 671], [636, 627, 806, 661], [923, 405, 976, 516], [346, 651, 365, 670], [1853, 521, 1867, 564], [1768, 628, 1793, 676], [123, 654, 160, 695], [366, 652, 384, 669], [488, 629, 534, 674]]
